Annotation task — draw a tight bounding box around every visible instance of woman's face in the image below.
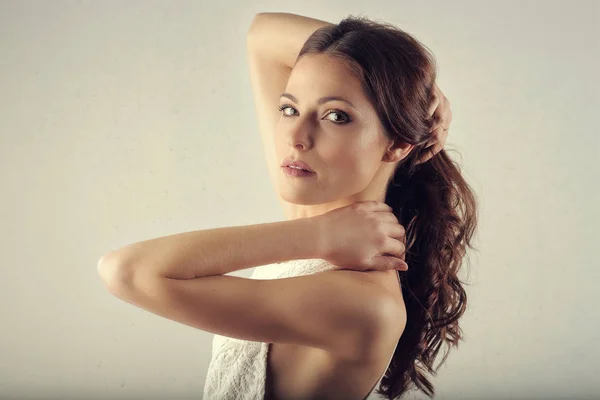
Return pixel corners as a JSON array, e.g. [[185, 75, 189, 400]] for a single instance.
[[275, 54, 407, 216]]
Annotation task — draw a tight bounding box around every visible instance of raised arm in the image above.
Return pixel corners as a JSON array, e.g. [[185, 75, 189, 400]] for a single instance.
[[246, 13, 333, 218], [247, 12, 333, 69]]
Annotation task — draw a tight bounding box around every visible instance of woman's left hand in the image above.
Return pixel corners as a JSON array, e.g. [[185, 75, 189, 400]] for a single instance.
[[417, 82, 453, 164]]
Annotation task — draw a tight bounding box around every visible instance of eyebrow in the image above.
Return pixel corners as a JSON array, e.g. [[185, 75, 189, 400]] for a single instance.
[[279, 93, 357, 110]]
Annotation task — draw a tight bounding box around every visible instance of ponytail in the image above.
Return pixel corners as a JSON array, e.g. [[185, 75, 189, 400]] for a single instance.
[[383, 150, 478, 397]]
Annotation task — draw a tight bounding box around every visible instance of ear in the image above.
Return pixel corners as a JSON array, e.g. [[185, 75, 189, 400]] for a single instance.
[[383, 139, 414, 163]]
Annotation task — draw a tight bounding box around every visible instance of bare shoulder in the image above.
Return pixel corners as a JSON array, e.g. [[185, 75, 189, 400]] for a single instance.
[[344, 269, 406, 334], [359, 269, 404, 304], [267, 269, 406, 399], [320, 267, 406, 359]]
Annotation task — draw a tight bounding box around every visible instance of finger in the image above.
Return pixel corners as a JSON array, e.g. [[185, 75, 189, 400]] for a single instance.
[[383, 237, 406, 261], [427, 95, 440, 118], [441, 122, 450, 139], [418, 141, 443, 164], [429, 119, 446, 134], [386, 223, 406, 242], [417, 145, 436, 164], [370, 255, 408, 271], [379, 212, 400, 225], [415, 152, 428, 165], [356, 200, 393, 212], [377, 202, 394, 213], [417, 133, 438, 163], [426, 125, 447, 149], [424, 131, 440, 148], [424, 143, 442, 160], [438, 129, 448, 147]]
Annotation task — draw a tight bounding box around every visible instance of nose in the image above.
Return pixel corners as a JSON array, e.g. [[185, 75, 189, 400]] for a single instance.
[[286, 125, 313, 151]]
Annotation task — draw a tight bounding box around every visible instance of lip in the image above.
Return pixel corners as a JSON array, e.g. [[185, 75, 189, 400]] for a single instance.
[[282, 166, 315, 178], [281, 157, 314, 173]]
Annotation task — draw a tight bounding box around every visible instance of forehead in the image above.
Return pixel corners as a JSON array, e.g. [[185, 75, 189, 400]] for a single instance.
[[286, 54, 366, 103]]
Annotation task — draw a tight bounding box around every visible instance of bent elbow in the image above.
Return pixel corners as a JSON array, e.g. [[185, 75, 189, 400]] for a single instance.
[[97, 254, 132, 293]]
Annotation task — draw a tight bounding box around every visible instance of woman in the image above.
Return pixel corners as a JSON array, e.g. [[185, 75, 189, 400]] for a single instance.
[[98, 12, 477, 400]]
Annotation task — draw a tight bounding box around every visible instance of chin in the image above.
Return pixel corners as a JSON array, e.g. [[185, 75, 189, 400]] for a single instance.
[[279, 189, 322, 205]]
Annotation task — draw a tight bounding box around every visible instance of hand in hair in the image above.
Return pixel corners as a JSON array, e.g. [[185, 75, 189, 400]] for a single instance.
[[417, 82, 453, 164]]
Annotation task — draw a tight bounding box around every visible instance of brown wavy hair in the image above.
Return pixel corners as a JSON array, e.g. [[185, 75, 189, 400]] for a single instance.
[[295, 15, 479, 399]]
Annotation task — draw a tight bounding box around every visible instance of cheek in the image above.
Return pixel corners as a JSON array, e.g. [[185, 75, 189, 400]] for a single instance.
[[326, 137, 381, 174], [325, 151, 375, 186]]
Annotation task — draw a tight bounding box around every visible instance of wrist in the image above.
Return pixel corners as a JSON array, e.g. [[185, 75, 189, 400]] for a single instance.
[[302, 216, 328, 260]]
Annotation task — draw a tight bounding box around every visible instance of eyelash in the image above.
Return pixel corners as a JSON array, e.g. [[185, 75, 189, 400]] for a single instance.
[[277, 104, 352, 125]]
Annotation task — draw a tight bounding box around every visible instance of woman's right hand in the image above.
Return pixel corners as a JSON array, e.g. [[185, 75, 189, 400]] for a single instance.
[[313, 201, 408, 272], [417, 82, 452, 164]]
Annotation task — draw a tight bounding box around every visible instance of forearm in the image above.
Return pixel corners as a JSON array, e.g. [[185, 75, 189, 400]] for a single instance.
[[99, 218, 323, 283], [247, 12, 333, 69]]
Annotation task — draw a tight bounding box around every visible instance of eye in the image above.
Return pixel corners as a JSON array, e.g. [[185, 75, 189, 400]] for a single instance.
[[325, 110, 351, 124], [278, 104, 297, 117], [277, 104, 352, 125]]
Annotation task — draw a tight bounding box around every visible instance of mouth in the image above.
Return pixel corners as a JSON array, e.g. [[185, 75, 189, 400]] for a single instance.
[[281, 158, 315, 173], [282, 166, 316, 178]]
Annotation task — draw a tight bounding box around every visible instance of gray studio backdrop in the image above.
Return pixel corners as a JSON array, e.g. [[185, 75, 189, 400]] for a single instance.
[[1, 0, 597, 399]]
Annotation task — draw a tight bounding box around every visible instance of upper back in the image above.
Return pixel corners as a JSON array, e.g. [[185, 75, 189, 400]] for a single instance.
[[262, 267, 405, 400]]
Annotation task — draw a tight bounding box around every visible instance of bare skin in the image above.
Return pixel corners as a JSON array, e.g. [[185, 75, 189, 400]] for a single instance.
[[273, 53, 413, 221], [248, 41, 410, 400], [96, 13, 453, 400]]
